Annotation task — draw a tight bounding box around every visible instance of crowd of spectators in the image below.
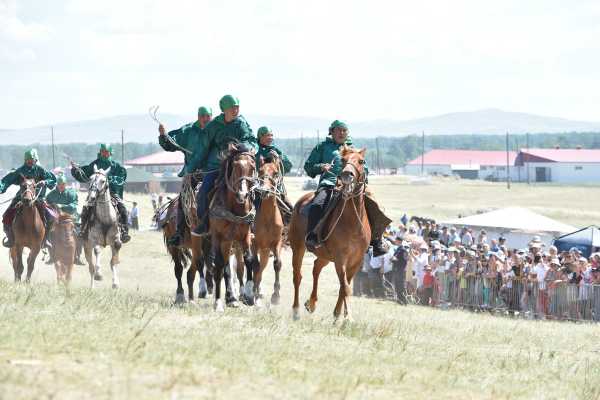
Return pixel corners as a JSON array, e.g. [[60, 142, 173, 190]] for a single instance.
[[353, 219, 600, 321]]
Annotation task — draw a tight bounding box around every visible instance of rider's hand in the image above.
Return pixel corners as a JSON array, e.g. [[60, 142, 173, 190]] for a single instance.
[[159, 124, 166, 136], [321, 163, 332, 172], [38, 180, 46, 187], [70, 161, 76, 167], [269, 150, 278, 158]]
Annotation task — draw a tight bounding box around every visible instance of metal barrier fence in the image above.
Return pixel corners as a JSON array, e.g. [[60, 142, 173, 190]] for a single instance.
[[355, 270, 600, 322]]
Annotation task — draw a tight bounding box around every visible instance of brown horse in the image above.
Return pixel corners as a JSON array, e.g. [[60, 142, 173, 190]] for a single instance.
[[208, 145, 259, 311], [289, 146, 371, 320], [253, 154, 285, 306], [160, 185, 213, 304], [51, 210, 76, 287], [10, 178, 45, 282]]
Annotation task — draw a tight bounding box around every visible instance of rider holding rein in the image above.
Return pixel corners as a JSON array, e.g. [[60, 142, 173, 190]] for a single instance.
[[158, 106, 213, 246], [70, 144, 130, 243], [0, 149, 57, 248], [255, 126, 294, 222], [304, 120, 391, 256], [192, 95, 258, 237]]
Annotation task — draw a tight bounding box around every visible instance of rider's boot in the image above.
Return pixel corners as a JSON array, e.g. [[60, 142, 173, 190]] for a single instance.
[[371, 238, 388, 257], [79, 206, 90, 240], [191, 218, 209, 237], [304, 205, 322, 252], [2, 224, 14, 248], [43, 219, 54, 249], [167, 208, 186, 247], [115, 201, 131, 243]]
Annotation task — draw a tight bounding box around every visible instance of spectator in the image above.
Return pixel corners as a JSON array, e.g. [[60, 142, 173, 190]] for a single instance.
[[130, 201, 140, 231], [422, 266, 434, 305], [477, 229, 488, 245], [392, 241, 410, 305]]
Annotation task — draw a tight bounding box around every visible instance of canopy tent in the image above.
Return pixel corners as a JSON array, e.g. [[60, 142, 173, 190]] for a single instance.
[[553, 226, 600, 257], [442, 207, 577, 249]]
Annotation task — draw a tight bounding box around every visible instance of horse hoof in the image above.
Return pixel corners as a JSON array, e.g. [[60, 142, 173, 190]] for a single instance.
[[214, 299, 225, 313], [255, 297, 264, 308], [292, 308, 301, 321], [304, 300, 315, 313], [198, 290, 207, 299], [198, 279, 207, 298], [271, 293, 280, 306], [175, 293, 186, 304], [94, 273, 103, 281], [112, 283, 119, 290], [226, 300, 240, 308]]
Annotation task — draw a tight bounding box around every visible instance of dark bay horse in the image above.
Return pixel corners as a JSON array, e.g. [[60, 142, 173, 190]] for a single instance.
[[208, 145, 259, 311], [160, 180, 213, 304], [9, 178, 45, 282], [289, 146, 371, 320], [253, 154, 285, 306]]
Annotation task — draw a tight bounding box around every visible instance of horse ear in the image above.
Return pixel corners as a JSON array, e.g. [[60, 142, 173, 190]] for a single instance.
[[340, 144, 350, 156], [358, 148, 367, 158], [259, 156, 265, 167]]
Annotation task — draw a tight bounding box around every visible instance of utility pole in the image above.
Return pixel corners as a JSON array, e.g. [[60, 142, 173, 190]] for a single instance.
[[375, 137, 381, 175], [51, 126, 56, 169], [421, 131, 425, 175], [316, 129, 320, 144], [526, 132, 530, 184], [515, 136, 521, 182], [506, 131, 511, 189], [121, 129, 125, 164]]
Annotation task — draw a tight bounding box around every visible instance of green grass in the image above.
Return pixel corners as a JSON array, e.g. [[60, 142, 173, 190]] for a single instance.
[[1, 177, 600, 399]]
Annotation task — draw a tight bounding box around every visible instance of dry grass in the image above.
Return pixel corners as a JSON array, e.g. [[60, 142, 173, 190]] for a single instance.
[[0, 177, 599, 399]]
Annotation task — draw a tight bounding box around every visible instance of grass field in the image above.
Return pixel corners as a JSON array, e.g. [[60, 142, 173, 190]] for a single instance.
[[1, 177, 600, 399]]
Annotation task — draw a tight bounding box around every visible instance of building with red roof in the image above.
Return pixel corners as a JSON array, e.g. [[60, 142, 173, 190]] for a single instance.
[[125, 151, 183, 174], [406, 148, 600, 183]]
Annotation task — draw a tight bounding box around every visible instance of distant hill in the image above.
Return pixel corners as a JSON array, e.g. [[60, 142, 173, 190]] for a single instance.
[[3, 109, 600, 144]]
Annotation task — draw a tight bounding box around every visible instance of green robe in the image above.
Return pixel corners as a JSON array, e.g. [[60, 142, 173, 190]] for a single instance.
[[0, 164, 56, 200], [71, 156, 127, 199], [256, 144, 292, 174], [46, 187, 78, 216], [202, 114, 258, 171], [159, 121, 209, 177], [304, 136, 368, 189]]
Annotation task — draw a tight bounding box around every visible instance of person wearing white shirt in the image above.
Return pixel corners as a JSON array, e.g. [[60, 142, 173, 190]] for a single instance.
[[531, 257, 549, 317], [412, 244, 429, 289]]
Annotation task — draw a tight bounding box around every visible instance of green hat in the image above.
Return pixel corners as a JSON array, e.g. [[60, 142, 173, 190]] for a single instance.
[[219, 95, 239, 112], [99, 143, 113, 154], [56, 174, 68, 184], [329, 120, 348, 132], [198, 106, 212, 116], [24, 149, 39, 161], [257, 126, 272, 139]]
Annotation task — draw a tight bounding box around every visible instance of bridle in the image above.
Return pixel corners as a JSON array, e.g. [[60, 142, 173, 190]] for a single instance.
[[19, 179, 43, 206], [256, 156, 284, 199], [87, 171, 110, 205], [224, 151, 258, 205]]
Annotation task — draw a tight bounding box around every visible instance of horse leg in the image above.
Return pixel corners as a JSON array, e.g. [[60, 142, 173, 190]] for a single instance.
[[241, 238, 258, 306], [344, 261, 361, 319], [202, 239, 214, 295], [197, 252, 208, 299], [271, 244, 283, 305], [93, 245, 103, 281], [223, 255, 238, 307], [84, 243, 95, 288], [11, 247, 21, 282], [186, 255, 197, 301], [212, 243, 225, 312], [291, 246, 305, 320], [110, 246, 120, 289], [254, 248, 270, 306], [305, 257, 329, 313], [171, 248, 185, 304], [333, 259, 352, 321], [26, 246, 41, 283]]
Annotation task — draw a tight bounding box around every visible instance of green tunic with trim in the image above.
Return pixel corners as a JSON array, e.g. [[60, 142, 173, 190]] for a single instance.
[[202, 114, 258, 171], [0, 164, 57, 200], [159, 121, 209, 177], [70, 156, 127, 199], [46, 187, 78, 216], [256, 144, 292, 174]]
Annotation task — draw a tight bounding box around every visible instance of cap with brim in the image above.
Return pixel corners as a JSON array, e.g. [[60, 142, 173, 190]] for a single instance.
[[550, 258, 561, 266], [420, 244, 428, 250]]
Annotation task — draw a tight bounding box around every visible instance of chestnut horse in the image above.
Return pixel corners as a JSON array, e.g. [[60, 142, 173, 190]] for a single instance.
[[208, 146, 259, 311], [9, 178, 45, 282], [160, 178, 213, 304], [51, 210, 76, 287], [289, 146, 371, 320], [253, 154, 285, 306]]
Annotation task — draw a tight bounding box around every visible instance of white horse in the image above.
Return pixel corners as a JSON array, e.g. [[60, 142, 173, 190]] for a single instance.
[[84, 166, 122, 289]]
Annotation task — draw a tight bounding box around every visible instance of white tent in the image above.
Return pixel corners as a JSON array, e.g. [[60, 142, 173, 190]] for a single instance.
[[442, 207, 577, 249]]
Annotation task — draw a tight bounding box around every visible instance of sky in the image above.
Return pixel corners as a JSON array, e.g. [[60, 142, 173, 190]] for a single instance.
[[1, 0, 600, 129]]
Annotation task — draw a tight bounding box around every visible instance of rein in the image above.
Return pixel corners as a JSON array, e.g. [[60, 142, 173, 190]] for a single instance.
[[318, 160, 368, 243], [224, 152, 258, 205]]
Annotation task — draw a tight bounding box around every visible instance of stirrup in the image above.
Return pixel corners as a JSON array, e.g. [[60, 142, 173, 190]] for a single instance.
[[305, 232, 322, 252], [167, 233, 183, 246]]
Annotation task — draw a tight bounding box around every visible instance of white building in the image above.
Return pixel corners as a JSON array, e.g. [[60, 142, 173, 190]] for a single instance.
[[514, 148, 600, 183]]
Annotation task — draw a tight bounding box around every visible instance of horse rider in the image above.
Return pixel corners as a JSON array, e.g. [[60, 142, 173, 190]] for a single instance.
[[45, 173, 80, 264], [191, 94, 258, 237], [0, 149, 57, 248], [158, 106, 213, 246], [70, 143, 131, 243], [255, 126, 294, 223], [303, 120, 391, 257]]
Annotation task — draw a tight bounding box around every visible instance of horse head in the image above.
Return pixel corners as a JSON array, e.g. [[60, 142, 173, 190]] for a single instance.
[[19, 176, 38, 207], [338, 145, 367, 195], [257, 153, 281, 199], [225, 144, 256, 205], [87, 166, 110, 204]]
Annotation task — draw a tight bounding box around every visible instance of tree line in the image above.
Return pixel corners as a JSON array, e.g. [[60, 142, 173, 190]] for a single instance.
[[1, 131, 599, 173]]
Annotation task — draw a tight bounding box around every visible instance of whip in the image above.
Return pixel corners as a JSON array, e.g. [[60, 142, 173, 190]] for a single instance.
[[148, 105, 193, 155]]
